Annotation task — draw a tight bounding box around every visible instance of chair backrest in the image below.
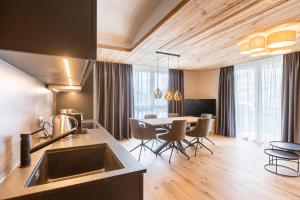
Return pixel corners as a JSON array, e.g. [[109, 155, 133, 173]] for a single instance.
[[168, 113, 179, 118], [129, 118, 156, 140], [144, 114, 157, 119], [190, 118, 211, 137], [129, 118, 142, 139], [169, 120, 187, 141], [200, 113, 212, 119]]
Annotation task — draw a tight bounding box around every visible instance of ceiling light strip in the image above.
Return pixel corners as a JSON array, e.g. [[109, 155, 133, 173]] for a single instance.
[[63, 58, 73, 86]]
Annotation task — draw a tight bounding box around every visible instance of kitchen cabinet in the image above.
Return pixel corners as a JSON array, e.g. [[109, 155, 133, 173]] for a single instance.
[[0, 0, 96, 60]]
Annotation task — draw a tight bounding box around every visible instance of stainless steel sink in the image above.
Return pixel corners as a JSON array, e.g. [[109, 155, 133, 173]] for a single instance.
[[25, 144, 123, 187]]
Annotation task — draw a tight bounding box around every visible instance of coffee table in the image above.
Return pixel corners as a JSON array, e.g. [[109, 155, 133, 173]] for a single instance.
[[264, 141, 300, 177]]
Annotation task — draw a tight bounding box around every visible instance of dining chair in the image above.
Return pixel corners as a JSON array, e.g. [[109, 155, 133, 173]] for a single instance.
[[144, 114, 157, 119], [158, 120, 189, 163], [144, 114, 167, 134], [143, 114, 166, 148], [168, 113, 179, 117], [185, 118, 213, 156], [200, 113, 212, 119], [200, 113, 215, 145], [129, 118, 157, 161]]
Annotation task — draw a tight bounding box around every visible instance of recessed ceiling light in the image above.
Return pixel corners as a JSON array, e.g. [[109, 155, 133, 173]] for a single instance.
[[63, 58, 73, 86], [63, 58, 71, 78]]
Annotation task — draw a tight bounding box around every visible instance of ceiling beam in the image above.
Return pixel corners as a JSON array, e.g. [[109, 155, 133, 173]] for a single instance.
[[97, 0, 190, 52]]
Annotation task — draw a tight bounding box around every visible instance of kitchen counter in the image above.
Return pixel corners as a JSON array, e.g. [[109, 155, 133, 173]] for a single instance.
[[0, 126, 146, 200]]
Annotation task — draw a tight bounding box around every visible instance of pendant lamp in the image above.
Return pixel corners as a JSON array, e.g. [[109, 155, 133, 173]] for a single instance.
[[154, 53, 162, 99], [174, 56, 183, 101], [164, 55, 173, 101]]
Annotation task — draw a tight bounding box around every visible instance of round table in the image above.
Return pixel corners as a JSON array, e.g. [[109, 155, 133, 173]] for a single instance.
[[265, 141, 300, 177], [269, 141, 300, 152]]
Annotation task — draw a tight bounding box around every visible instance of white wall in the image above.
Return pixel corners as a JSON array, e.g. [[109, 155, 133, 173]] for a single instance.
[[0, 59, 53, 182], [184, 69, 220, 99]]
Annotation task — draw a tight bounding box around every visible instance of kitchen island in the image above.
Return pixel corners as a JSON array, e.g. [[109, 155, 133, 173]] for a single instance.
[[0, 125, 146, 200]]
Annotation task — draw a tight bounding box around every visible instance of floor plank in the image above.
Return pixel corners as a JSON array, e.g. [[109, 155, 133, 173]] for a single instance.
[[121, 135, 300, 200]]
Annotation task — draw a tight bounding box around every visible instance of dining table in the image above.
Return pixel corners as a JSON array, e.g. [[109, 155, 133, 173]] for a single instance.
[[138, 116, 200, 154], [138, 116, 200, 127]]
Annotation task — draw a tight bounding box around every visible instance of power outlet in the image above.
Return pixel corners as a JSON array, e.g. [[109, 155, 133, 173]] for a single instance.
[[38, 116, 44, 128]]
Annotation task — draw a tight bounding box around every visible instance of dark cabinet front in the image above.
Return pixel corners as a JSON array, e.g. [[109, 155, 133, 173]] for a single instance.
[[0, 0, 96, 60]]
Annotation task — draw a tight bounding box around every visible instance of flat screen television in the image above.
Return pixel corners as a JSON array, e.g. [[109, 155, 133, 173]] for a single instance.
[[184, 99, 216, 116]]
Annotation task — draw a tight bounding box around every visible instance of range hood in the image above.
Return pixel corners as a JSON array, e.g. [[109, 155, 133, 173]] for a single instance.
[[0, 0, 97, 90]]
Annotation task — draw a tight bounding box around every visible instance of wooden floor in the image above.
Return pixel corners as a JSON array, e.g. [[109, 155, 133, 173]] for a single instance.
[[121, 135, 300, 200]]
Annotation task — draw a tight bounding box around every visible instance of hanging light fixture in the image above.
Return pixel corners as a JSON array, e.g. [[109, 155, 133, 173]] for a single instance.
[[238, 22, 300, 56], [174, 55, 183, 101], [269, 46, 293, 55], [249, 35, 265, 53], [250, 48, 271, 57], [164, 55, 173, 101], [154, 53, 162, 99], [239, 42, 251, 55], [267, 30, 296, 48]]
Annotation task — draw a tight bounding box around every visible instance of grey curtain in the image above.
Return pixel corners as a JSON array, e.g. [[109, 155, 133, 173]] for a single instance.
[[282, 52, 300, 143], [95, 61, 134, 140], [217, 66, 236, 137], [168, 69, 184, 116]]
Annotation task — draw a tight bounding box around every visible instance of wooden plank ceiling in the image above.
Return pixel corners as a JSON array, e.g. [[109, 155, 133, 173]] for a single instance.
[[97, 0, 300, 70]]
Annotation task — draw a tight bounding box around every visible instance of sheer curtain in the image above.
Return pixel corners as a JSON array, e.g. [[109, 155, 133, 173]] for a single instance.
[[133, 65, 168, 119], [234, 56, 283, 143]]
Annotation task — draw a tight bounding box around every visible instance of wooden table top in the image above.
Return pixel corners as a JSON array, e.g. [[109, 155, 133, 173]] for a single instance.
[[138, 116, 200, 126]]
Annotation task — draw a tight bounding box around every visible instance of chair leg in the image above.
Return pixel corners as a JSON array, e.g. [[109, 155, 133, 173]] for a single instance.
[[188, 139, 202, 156], [156, 138, 163, 144], [144, 143, 156, 153], [144, 140, 152, 145], [198, 142, 202, 148], [159, 145, 173, 154], [130, 140, 158, 161], [138, 143, 143, 161], [184, 141, 197, 149], [152, 139, 163, 150], [160, 141, 190, 162], [204, 137, 215, 145], [129, 142, 143, 152], [185, 138, 213, 156], [143, 140, 151, 151], [169, 146, 175, 163], [189, 138, 198, 143], [176, 145, 190, 160], [195, 140, 198, 156], [154, 141, 170, 155], [199, 141, 213, 154]]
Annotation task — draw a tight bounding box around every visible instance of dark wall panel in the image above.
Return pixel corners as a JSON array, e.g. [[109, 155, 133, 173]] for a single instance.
[[56, 71, 93, 119]]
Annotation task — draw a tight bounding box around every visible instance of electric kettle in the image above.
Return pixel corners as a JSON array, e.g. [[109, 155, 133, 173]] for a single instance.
[[52, 115, 78, 138]]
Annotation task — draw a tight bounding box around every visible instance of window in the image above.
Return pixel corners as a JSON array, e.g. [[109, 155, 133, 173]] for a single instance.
[[133, 65, 168, 119], [234, 56, 283, 143]]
